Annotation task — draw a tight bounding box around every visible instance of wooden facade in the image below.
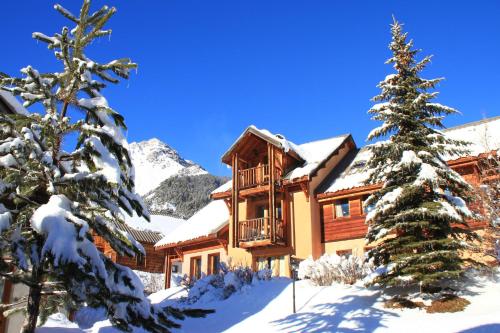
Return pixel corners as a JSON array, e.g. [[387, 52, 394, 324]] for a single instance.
[[154, 118, 499, 289], [318, 153, 493, 246], [93, 234, 167, 273]]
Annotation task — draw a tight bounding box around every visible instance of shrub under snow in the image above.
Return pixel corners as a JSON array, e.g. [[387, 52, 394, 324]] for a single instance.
[[133, 270, 165, 294], [298, 253, 372, 285], [183, 263, 272, 304]]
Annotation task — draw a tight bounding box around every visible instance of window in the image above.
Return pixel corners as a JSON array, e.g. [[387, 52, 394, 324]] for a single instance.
[[190, 256, 202, 280], [362, 195, 375, 215], [256, 205, 266, 218], [208, 253, 221, 275], [336, 249, 352, 257], [172, 264, 179, 274], [334, 199, 350, 218], [276, 202, 282, 220], [136, 253, 145, 267]]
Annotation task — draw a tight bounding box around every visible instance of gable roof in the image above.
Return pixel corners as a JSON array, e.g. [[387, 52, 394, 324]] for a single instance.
[[221, 125, 305, 164], [214, 126, 352, 195], [283, 134, 352, 181], [318, 116, 500, 196], [112, 220, 164, 244], [155, 200, 229, 248]]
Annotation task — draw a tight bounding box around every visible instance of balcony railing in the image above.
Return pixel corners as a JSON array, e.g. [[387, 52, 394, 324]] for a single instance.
[[238, 217, 285, 244], [238, 164, 270, 189]]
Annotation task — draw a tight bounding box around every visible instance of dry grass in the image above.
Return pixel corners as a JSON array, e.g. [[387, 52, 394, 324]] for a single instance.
[[426, 294, 470, 313], [384, 296, 425, 310]]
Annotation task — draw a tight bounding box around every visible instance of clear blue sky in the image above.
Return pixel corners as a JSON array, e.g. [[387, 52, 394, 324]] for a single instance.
[[2, 1, 499, 176]]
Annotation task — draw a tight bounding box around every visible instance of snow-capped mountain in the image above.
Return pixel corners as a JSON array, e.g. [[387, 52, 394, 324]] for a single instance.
[[129, 138, 207, 195]]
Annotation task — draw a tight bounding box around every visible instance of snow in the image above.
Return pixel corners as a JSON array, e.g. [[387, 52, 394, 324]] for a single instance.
[[30, 195, 105, 276], [322, 116, 500, 195], [124, 213, 185, 236], [129, 138, 207, 195], [444, 116, 500, 159], [211, 179, 232, 195], [0, 90, 30, 115], [38, 269, 500, 333], [323, 147, 374, 193], [155, 200, 229, 247], [284, 135, 350, 181]]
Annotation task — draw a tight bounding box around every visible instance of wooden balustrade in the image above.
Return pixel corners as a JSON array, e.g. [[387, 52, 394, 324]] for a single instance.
[[238, 217, 285, 243], [238, 164, 270, 189]]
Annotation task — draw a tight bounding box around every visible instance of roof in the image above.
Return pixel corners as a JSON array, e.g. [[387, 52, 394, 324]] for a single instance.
[[221, 125, 305, 164], [124, 214, 185, 236], [212, 127, 351, 195], [112, 220, 164, 244], [0, 91, 29, 116], [283, 134, 351, 181], [155, 200, 229, 248], [319, 116, 500, 195], [443, 116, 500, 159]]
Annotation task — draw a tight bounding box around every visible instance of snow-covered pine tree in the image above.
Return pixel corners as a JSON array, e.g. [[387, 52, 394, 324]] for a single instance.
[[0, 1, 211, 332], [364, 18, 479, 289]]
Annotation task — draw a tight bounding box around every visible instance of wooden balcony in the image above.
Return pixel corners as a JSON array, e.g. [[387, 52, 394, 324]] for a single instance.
[[238, 164, 270, 189], [238, 217, 285, 247]]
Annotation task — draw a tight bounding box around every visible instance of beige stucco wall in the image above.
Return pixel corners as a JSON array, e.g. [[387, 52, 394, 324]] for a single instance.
[[323, 238, 367, 256], [291, 190, 312, 260], [181, 247, 227, 277]]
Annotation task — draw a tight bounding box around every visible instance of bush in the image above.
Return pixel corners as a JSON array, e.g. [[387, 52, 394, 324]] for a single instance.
[[298, 253, 372, 286], [182, 263, 272, 304]]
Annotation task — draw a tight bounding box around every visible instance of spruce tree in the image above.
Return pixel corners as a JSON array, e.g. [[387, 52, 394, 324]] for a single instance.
[[0, 1, 211, 332], [364, 18, 478, 289]]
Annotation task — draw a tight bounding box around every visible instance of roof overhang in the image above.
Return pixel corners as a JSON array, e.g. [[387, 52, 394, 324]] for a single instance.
[[221, 126, 304, 165]]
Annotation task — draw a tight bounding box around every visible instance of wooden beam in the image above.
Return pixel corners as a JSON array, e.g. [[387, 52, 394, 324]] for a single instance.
[[299, 182, 310, 202]]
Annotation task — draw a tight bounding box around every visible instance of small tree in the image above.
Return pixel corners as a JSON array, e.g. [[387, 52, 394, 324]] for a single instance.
[[473, 124, 500, 263], [364, 18, 478, 289], [0, 1, 211, 332]]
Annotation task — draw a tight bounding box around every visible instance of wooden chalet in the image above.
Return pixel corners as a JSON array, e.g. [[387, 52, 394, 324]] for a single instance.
[[156, 117, 499, 288], [316, 116, 500, 256]]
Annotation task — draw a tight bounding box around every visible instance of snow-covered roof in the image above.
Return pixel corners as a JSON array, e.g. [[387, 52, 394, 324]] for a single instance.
[[283, 135, 350, 181], [211, 179, 232, 195], [155, 200, 229, 248], [125, 213, 185, 236], [443, 116, 500, 159], [221, 125, 305, 164], [0, 91, 29, 115], [319, 116, 500, 195], [214, 126, 351, 194]]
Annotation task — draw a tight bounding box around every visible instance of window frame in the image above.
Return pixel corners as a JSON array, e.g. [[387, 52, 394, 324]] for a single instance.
[[334, 198, 350, 219], [190, 256, 202, 280], [207, 253, 221, 275]]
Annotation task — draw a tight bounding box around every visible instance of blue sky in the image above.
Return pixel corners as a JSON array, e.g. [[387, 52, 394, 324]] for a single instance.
[[2, 1, 499, 176]]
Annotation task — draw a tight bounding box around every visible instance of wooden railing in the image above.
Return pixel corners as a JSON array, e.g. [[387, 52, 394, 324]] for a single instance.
[[238, 164, 270, 189], [238, 217, 285, 243]]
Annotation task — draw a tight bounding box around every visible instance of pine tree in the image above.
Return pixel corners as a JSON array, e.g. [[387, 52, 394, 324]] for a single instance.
[[364, 18, 479, 289], [0, 1, 211, 332]]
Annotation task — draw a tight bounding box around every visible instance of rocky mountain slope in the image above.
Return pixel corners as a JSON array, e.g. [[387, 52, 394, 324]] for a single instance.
[[129, 138, 207, 195], [144, 174, 229, 219], [129, 138, 228, 219]]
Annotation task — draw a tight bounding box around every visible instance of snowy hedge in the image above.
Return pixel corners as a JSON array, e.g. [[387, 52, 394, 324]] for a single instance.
[[182, 263, 272, 304], [133, 270, 165, 294], [298, 253, 372, 285]]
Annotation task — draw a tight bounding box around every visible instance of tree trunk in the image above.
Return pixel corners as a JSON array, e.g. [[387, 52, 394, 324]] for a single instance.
[[21, 265, 43, 333]]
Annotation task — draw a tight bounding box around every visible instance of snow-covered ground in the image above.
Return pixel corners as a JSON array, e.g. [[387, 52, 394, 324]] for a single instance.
[[38, 270, 500, 333]]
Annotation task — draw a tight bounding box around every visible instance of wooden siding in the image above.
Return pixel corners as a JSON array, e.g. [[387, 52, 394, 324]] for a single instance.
[[320, 156, 490, 244], [94, 235, 166, 273]]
